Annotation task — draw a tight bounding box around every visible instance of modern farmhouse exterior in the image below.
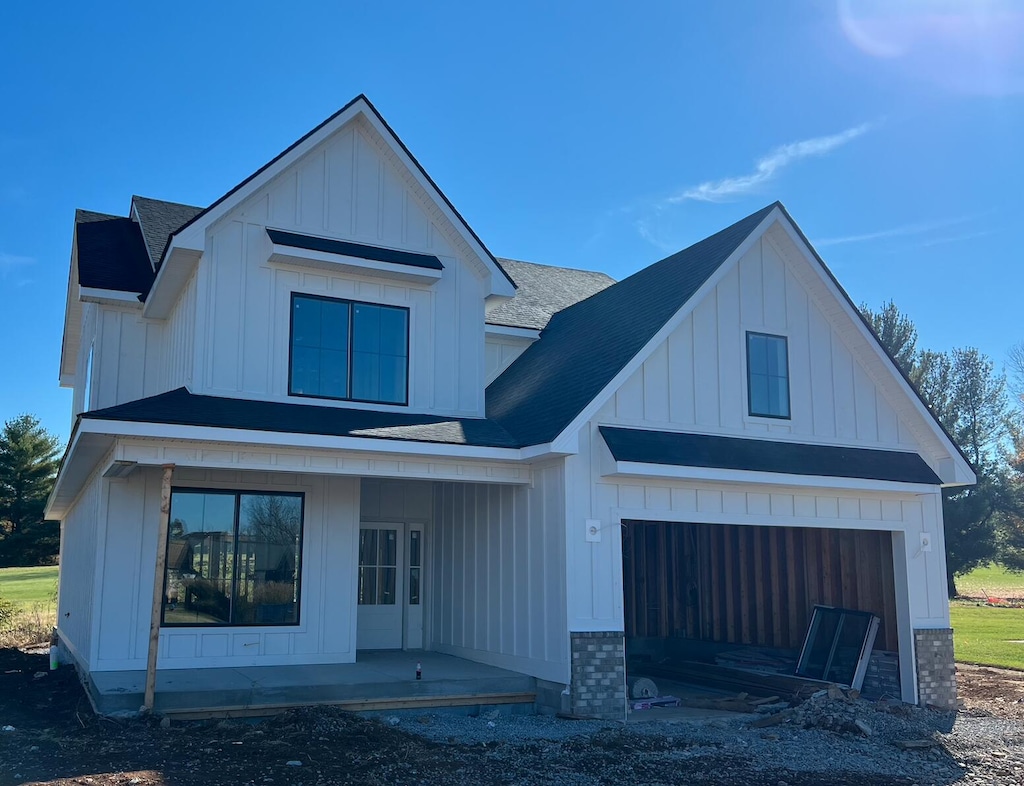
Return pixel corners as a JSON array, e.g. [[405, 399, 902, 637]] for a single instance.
[[48, 95, 973, 718]]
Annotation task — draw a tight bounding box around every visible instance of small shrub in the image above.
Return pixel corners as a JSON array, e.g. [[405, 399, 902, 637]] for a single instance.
[[0, 595, 14, 628], [0, 602, 55, 648]]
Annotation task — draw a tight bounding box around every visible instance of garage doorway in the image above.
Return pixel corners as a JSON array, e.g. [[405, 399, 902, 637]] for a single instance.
[[621, 521, 900, 695]]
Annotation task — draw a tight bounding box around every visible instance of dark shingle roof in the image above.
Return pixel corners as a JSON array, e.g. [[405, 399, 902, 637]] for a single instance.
[[132, 196, 204, 269], [486, 204, 778, 446], [74, 210, 154, 295], [83, 387, 520, 448], [488, 259, 616, 330], [600, 426, 942, 485]]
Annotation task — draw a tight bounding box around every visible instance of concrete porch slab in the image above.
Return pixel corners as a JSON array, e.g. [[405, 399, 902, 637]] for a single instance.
[[88, 651, 536, 716]]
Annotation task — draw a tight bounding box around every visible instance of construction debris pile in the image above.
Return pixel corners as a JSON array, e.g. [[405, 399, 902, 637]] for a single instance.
[[749, 683, 941, 748]]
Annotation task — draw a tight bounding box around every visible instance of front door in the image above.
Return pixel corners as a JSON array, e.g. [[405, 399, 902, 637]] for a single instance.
[[356, 524, 424, 650]]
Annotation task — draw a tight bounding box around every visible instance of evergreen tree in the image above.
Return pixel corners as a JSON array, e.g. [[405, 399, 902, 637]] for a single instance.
[[0, 415, 61, 536], [862, 303, 1019, 595]]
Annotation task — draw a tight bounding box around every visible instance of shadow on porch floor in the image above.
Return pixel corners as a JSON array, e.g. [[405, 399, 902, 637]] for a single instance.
[[87, 651, 537, 717]]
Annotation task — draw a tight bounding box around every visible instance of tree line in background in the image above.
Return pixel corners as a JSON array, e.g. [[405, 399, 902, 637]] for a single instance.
[[862, 301, 1024, 595], [0, 415, 61, 567]]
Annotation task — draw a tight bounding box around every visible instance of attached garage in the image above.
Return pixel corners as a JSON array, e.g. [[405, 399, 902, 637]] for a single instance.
[[622, 519, 902, 698]]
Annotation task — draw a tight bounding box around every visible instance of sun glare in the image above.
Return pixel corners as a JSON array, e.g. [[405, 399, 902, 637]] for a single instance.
[[837, 0, 1024, 95]]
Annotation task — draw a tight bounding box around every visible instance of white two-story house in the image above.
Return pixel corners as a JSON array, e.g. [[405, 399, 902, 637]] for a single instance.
[[48, 95, 973, 718]]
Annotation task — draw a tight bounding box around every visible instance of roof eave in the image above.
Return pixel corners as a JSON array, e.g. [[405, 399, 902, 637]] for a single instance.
[[544, 205, 784, 453], [771, 206, 977, 487]]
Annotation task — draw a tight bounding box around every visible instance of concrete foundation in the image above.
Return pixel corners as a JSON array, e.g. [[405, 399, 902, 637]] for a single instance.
[[84, 651, 536, 716]]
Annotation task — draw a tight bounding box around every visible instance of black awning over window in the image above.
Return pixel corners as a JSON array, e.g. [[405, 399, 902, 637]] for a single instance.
[[600, 426, 942, 485], [267, 228, 444, 270]]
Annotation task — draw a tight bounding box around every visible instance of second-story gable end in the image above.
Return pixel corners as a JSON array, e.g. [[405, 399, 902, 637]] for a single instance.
[[56, 98, 972, 486]]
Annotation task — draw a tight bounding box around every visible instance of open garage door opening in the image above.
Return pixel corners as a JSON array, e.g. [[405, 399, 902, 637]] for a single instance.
[[622, 520, 902, 702]]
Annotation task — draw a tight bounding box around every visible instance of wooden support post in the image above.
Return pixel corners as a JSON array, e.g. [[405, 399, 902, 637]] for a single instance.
[[143, 464, 174, 713]]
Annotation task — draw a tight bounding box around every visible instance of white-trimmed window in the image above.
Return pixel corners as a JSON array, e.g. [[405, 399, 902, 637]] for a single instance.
[[746, 332, 790, 419]]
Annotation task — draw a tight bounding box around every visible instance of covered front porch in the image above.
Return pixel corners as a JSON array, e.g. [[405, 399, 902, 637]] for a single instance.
[[53, 429, 572, 715], [86, 650, 538, 717]]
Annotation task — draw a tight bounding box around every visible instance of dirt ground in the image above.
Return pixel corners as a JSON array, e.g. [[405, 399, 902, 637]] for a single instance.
[[0, 648, 1019, 786], [956, 662, 1024, 720]]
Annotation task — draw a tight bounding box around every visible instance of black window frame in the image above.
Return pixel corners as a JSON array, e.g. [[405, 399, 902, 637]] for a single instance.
[[160, 487, 306, 628], [746, 331, 791, 420], [288, 292, 410, 406]]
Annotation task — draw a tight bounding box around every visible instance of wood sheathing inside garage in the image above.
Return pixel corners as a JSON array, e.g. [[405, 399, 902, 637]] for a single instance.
[[622, 521, 899, 653]]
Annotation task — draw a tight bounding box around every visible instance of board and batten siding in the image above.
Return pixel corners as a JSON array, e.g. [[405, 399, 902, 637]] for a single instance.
[[164, 268, 197, 391], [432, 463, 569, 684], [360, 478, 433, 523], [56, 464, 105, 669], [191, 118, 488, 417], [564, 422, 951, 636], [90, 467, 361, 671], [484, 334, 533, 385], [598, 235, 925, 456]]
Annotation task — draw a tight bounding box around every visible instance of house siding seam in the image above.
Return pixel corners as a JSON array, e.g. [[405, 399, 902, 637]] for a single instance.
[[913, 628, 956, 709], [569, 631, 626, 720]]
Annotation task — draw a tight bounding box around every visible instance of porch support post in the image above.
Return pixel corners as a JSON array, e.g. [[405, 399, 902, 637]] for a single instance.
[[143, 464, 174, 713]]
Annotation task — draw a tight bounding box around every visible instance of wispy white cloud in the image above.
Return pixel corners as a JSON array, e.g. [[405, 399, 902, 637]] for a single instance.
[[671, 123, 875, 203], [633, 217, 677, 253], [919, 229, 993, 248], [0, 251, 35, 279], [813, 215, 975, 247]]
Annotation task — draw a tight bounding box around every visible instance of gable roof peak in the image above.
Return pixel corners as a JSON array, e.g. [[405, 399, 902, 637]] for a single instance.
[[487, 203, 777, 445], [150, 94, 516, 295]]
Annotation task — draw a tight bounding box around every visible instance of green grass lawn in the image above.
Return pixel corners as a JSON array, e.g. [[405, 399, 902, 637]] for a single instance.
[[951, 602, 1024, 670], [0, 565, 59, 610], [956, 563, 1024, 599]]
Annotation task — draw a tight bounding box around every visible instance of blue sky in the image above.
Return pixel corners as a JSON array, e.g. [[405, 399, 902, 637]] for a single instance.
[[1, 1, 1022, 443]]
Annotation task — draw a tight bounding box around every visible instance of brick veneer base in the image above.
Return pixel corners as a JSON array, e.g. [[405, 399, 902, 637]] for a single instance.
[[569, 631, 626, 720], [914, 628, 956, 710]]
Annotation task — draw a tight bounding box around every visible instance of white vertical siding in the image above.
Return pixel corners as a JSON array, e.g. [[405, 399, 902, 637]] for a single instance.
[[360, 478, 433, 522], [88, 305, 166, 411], [165, 270, 197, 390], [91, 468, 360, 671], [72, 303, 98, 416], [565, 416, 951, 640], [431, 464, 569, 684], [56, 467, 103, 668], [189, 121, 487, 416], [600, 236, 925, 456], [484, 335, 534, 384]]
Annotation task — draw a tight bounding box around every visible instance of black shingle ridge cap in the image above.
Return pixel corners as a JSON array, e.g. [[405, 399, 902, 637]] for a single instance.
[[485, 203, 780, 447], [599, 426, 943, 486], [82, 387, 522, 449], [154, 95, 516, 291], [773, 203, 974, 476], [267, 229, 444, 270]]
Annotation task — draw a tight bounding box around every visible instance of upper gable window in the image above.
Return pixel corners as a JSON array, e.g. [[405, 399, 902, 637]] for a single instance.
[[290, 294, 409, 405], [746, 332, 790, 419]]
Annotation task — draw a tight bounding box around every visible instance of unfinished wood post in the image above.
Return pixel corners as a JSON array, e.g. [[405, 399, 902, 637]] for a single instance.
[[144, 464, 175, 713]]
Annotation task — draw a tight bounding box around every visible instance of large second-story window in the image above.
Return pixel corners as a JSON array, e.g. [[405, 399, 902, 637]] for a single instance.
[[290, 294, 409, 405], [746, 331, 790, 419]]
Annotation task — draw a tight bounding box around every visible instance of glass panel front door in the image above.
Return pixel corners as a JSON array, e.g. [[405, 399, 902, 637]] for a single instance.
[[355, 524, 424, 650]]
